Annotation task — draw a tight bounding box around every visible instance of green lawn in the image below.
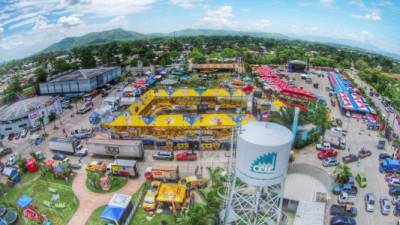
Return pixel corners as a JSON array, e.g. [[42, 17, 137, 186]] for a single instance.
[[84, 205, 107, 225], [0, 172, 78, 225], [130, 208, 175, 225], [85, 176, 128, 194]]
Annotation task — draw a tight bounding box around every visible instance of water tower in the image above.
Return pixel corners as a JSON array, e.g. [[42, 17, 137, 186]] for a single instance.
[[224, 122, 293, 225]]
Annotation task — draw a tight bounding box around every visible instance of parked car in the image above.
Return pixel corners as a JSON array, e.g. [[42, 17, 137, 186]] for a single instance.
[[7, 133, 15, 141], [86, 161, 107, 173], [330, 216, 356, 225], [390, 187, 400, 196], [337, 192, 354, 205], [14, 132, 20, 140], [316, 142, 331, 151], [152, 151, 174, 160], [6, 154, 17, 166], [379, 153, 392, 161], [20, 129, 28, 138], [389, 178, 400, 187], [365, 193, 375, 212], [332, 184, 358, 196], [380, 197, 391, 215], [336, 118, 343, 127], [176, 151, 197, 161], [395, 202, 400, 217], [322, 157, 339, 167], [356, 173, 367, 188], [330, 204, 357, 217], [392, 196, 400, 205], [0, 147, 12, 158], [358, 149, 372, 158], [52, 152, 66, 161], [318, 149, 337, 160], [342, 154, 359, 163]]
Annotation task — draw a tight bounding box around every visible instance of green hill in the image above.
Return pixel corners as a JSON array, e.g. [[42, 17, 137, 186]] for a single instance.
[[42, 28, 146, 53]]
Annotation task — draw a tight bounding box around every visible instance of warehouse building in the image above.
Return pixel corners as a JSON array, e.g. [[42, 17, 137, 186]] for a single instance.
[[0, 96, 62, 136], [39, 66, 121, 95]]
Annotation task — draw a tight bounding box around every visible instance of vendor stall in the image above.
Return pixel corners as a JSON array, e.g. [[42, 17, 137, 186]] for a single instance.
[[156, 183, 188, 215]]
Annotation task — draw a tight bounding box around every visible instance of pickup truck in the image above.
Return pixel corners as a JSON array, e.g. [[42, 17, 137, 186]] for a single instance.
[[337, 192, 354, 205], [358, 149, 372, 158], [330, 204, 357, 217], [342, 154, 359, 163], [333, 184, 358, 196]]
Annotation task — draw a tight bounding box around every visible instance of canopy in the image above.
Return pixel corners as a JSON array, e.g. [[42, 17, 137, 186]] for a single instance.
[[100, 206, 124, 222], [156, 183, 186, 203], [16, 195, 32, 209]]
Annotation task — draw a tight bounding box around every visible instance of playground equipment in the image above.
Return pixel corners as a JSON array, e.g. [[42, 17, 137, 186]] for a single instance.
[[16, 195, 48, 224], [25, 157, 38, 173], [102, 88, 254, 147], [100, 176, 111, 191]]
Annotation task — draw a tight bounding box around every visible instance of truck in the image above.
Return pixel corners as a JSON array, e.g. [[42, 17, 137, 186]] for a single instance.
[[48, 137, 88, 156], [107, 159, 139, 178], [144, 166, 179, 182], [324, 130, 346, 150], [77, 101, 93, 114], [380, 159, 400, 173], [86, 139, 144, 160]]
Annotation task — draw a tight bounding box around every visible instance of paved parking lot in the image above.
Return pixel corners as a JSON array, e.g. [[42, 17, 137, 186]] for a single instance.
[[290, 72, 398, 225]]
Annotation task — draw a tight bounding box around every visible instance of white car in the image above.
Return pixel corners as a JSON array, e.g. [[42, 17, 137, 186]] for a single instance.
[[20, 128, 28, 138], [6, 154, 17, 166], [389, 179, 400, 187], [365, 193, 375, 212]]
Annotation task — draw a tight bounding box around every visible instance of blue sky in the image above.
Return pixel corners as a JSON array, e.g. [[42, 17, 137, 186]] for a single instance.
[[0, 0, 399, 61]]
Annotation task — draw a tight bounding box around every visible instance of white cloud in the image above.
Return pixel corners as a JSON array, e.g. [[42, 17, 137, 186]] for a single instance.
[[320, 0, 335, 7], [0, 27, 3, 33], [169, 0, 204, 8], [58, 15, 82, 27], [33, 16, 53, 30], [201, 5, 236, 28], [352, 11, 381, 21]]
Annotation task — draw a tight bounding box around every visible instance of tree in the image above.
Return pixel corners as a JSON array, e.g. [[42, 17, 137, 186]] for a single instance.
[[189, 48, 206, 64], [53, 59, 71, 73], [177, 204, 215, 225], [334, 163, 352, 183], [269, 107, 296, 129], [34, 66, 47, 82], [37, 116, 47, 136], [79, 48, 96, 68]]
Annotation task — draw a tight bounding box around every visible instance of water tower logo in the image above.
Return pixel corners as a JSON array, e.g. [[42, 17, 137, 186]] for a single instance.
[[250, 152, 278, 174]]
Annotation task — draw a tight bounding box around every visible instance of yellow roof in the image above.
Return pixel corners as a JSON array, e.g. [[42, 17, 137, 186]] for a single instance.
[[151, 115, 190, 127], [171, 89, 199, 97], [103, 115, 147, 127], [192, 114, 235, 127], [154, 89, 169, 97], [156, 183, 187, 203], [202, 88, 230, 97], [232, 89, 246, 97]]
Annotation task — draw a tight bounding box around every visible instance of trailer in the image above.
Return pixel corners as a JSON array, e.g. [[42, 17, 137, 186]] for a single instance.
[[144, 166, 179, 182], [48, 137, 88, 156], [380, 159, 400, 173], [87, 139, 144, 160], [107, 159, 138, 178]]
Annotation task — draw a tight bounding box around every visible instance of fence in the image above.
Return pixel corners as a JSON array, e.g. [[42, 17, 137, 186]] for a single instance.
[[123, 183, 148, 225]]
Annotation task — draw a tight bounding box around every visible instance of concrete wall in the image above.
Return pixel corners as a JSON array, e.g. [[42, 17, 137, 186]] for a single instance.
[[287, 163, 334, 192]]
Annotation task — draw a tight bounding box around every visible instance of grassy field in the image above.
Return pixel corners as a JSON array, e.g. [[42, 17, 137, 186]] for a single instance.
[[84, 205, 107, 225], [1, 172, 78, 225], [382, 72, 400, 80], [85, 176, 128, 194], [174, 72, 233, 89], [130, 208, 175, 225]]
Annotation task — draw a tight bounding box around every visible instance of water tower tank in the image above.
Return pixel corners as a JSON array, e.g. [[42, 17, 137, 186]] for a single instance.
[[235, 122, 293, 186]]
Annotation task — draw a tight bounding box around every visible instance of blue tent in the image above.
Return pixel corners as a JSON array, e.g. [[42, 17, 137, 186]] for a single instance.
[[100, 206, 125, 223], [16, 195, 32, 209]]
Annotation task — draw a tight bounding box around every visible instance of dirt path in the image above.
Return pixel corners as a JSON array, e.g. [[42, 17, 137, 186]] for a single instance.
[[68, 173, 143, 225]]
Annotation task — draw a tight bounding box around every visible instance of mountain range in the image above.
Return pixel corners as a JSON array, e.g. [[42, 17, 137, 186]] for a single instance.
[[42, 28, 400, 60]]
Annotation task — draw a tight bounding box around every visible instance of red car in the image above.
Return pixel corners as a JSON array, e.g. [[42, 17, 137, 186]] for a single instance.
[[176, 151, 197, 161], [317, 149, 337, 160]]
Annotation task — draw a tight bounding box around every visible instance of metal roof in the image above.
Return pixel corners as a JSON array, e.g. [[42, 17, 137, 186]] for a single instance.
[[49, 67, 118, 82], [0, 96, 55, 121]]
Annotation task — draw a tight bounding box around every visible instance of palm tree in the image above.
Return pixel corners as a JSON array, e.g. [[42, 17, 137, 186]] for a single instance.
[[269, 107, 296, 129], [334, 163, 352, 183], [37, 116, 47, 136], [177, 204, 215, 225], [301, 102, 332, 132]]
